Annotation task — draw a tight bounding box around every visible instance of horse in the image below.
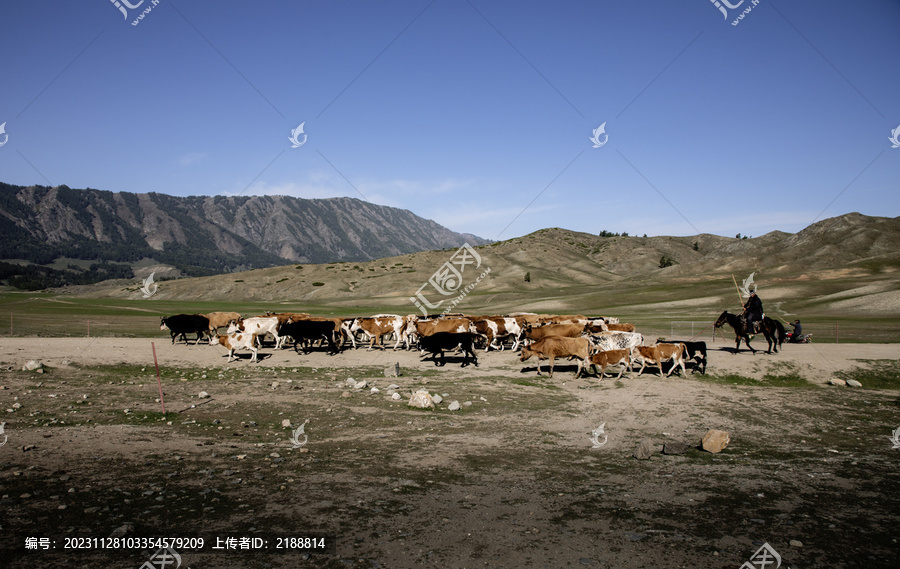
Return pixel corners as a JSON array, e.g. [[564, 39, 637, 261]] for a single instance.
[[714, 311, 786, 354]]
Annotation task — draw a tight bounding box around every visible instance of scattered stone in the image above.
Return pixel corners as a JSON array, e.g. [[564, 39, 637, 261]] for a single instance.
[[828, 378, 846, 386], [846, 379, 862, 388], [341, 391, 351, 398], [345, 378, 356, 387], [35, 368, 44, 374], [271, 382, 279, 389], [387, 384, 400, 390], [789, 540, 803, 547], [269, 453, 281, 458], [701, 430, 730, 453], [391, 393, 402, 401], [408, 390, 435, 410], [109, 523, 134, 538], [198, 391, 210, 399], [84, 506, 100, 514], [662, 441, 691, 455], [447, 401, 461, 411], [462, 401, 472, 408], [22, 445, 36, 452], [353, 380, 368, 390], [370, 387, 380, 394], [22, 360, 43, 371], [384, 363, 400, 377], [633, 439, 656, 460], [281, 419, 292, 428], [432, 394, 443, 405]]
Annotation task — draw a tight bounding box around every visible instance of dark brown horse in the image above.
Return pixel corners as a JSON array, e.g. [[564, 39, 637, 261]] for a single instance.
[[714, 311, 786, 354]]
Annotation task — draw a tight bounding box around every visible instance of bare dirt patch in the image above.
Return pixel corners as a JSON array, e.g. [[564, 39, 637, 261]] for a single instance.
[[1, 338, 899, 569]]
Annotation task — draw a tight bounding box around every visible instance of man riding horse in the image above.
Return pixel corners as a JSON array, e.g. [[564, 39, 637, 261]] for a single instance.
[[742, 288, 763, 334]]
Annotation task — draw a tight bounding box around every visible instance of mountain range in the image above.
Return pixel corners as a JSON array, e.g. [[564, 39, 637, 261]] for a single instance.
[[0, 182, 488, 288]]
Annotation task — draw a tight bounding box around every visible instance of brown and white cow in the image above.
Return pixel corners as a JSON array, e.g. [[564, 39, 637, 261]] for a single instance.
[[519, 336, 591, 378], [215, 332, 259, 363], [351, 316, 411, 350], [587, 349, 632, 379], [631, 343, 687, 377], [472, 316, 524, 352]]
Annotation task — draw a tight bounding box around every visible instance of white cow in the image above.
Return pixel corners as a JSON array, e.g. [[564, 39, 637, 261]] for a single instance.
[[226, 316, 280, 349], [589, 331, 644, 353]]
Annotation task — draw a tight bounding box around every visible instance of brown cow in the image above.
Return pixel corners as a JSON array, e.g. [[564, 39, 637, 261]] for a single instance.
[[587, 349, 632, 379], [415, 317, 473, 337], [202, 312, 242, 344], [536, 314, 587, 325], [606, 323, 636, 333], [631, 343, 687, 377], [523, 323, 586, 344], [519, 336, 590, 378]]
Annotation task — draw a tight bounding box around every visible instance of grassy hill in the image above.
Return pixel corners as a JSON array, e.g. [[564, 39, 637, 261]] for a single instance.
[[17, 212, 892, 343]]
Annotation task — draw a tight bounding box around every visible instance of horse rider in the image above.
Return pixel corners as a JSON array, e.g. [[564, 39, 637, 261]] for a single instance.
[[742, 288, 764, 334], [789, 319, 803, 342]]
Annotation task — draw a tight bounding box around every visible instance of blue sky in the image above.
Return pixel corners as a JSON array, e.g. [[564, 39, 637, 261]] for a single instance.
[[1, 1, 898, 241]]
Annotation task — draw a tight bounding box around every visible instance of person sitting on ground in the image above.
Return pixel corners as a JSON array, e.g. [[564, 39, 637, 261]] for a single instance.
[[742, 289, 764, 334], [789, 319, 803, 342]]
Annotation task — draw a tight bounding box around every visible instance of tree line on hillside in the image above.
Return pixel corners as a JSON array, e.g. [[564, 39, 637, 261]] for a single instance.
[[0, 261, 135, 291]]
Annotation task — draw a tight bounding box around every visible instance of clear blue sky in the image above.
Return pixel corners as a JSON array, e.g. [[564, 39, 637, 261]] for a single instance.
[[1, 1, 898, 241]]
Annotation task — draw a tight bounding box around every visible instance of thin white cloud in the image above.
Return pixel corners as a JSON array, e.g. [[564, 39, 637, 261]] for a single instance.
[[177, 152, 208, 167]]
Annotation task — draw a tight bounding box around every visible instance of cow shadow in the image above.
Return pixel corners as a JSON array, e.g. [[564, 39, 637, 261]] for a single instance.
[[221, 353, 271, 362], [519, 363, 583, 376]]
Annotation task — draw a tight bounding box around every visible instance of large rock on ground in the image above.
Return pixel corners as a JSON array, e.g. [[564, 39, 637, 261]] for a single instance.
[[633, 439, 656, 460], [701, 429, 730, 453], [408, 390, 435, 410]]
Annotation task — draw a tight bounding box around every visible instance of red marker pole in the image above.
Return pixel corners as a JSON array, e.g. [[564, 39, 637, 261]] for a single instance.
[[152, 342, 166, 415]]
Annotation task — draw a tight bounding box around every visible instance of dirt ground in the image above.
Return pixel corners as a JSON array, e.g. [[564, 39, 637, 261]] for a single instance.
[[1, 336, 899, 569]]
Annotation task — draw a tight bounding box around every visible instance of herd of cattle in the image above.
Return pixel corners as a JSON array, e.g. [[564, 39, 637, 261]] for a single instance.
[[159, 312, 708, 379]]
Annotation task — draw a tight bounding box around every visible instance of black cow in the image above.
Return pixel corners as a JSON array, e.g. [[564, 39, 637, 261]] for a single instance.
[[418, 332, 478, 367], [279, 319, 340, 355], [669, 340, 707, 374], [160, 314, 209, 345]]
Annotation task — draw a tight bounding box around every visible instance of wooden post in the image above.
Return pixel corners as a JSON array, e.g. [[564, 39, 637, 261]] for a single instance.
[[152, 342, 166, 415]]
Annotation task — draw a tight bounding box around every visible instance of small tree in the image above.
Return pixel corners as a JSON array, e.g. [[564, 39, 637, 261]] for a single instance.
[[659, 255, 675, 268], [692, 241, 699, 251], [524, 271, 531, 283]]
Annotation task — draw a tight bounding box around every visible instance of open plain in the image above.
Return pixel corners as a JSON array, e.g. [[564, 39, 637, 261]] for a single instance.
[[1, 335, 899, 569]]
